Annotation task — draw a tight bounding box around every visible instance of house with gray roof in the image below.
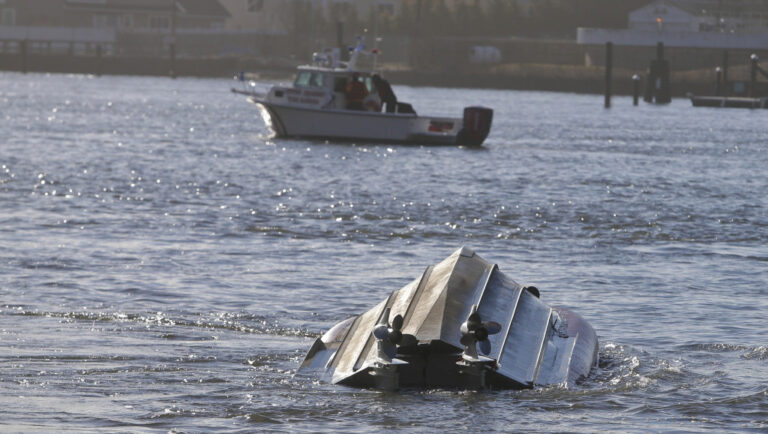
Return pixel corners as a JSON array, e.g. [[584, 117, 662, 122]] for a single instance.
[[0, 0, 232, 56], [578, 0, 768, 49], [1, 0, 229, 29]]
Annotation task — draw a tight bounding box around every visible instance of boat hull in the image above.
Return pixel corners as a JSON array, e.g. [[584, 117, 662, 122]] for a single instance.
[[255, 100, 469, 146], [690, 95, 768, 109], [298, 247, 599, 391]]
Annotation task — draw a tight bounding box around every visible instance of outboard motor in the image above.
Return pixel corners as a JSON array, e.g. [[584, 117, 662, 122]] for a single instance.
[[457, 106, 493, 147]]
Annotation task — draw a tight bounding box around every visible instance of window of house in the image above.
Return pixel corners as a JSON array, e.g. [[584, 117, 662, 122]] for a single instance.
[[378, 4, 394, 17], [120, 14, 132, 28], [93, 14, 119, 28], [92, 14, 108, 27], [149, 16, 170, 29], [332, 1, 352, 15], [246, 0, 264, 12], [0, 8, 15, 26]]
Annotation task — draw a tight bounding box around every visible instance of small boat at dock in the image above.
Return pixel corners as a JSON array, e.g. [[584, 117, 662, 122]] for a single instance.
[[232, 42, 493, 147], [298, 247, 599, 391], [689, 95, 768, 109]]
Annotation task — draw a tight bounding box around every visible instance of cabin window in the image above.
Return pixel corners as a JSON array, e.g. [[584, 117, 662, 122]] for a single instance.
[[309, 72, 324, 87], [295, 72, 312, 87], [295, 71, 325, 88], [364, 76, 374, 93]]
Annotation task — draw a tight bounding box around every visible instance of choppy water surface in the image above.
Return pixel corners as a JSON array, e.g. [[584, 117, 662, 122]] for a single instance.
[[1, 72, 767, 432]]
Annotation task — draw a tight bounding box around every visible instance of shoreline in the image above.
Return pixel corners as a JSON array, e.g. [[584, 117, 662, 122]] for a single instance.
[[0, 53, 737, 97]]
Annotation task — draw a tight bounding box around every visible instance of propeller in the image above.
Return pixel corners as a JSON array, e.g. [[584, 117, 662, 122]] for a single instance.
[[460, 305, 502, 360], [373, 307, 417, 362]]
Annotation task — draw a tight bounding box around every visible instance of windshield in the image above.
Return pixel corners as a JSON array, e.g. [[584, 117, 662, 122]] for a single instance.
[[295, 71, 325, 88]]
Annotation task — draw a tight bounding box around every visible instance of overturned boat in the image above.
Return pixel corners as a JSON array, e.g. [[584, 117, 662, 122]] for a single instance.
[[299, 247, 599, 391], [232, 43, 493, 147]]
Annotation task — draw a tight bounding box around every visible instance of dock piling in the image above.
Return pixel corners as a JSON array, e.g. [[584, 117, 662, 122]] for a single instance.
[[604, 42, 612, 108], [337, 21, 346, 61], [96, 44, 102, 76], [750, 54, 758, 98], [20, 39, 27, 74], [169, 42, 176, 79], [644, 42, 671, 104], [722, 50, 729, 96], [715, 67, 722, 96], [632, 74, 640, 106]]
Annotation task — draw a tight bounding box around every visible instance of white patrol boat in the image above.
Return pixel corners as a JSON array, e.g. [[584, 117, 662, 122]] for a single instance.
[[232, 42, 493, 147]]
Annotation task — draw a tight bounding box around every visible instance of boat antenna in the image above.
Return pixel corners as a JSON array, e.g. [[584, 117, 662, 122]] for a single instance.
[[373, 36, 382, 73]]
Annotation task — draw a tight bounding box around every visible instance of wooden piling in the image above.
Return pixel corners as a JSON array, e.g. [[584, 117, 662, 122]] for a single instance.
[[722, 50, 729, 96], [604, 42, 612, 108], [96, 44, 102, 76], [336, 21, 346, 61], [20, 39, 27, 73], [169, 42, 176, 79], [750, 54, 758, 98], [632, 74, 640, 106], [170, 0, 177, 78], [715, 67, 722, 96], [655, 42, 671, 104]]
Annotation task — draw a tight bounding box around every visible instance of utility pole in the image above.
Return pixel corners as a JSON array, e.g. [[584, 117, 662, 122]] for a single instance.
[[310, 1, 315, 59], [170, 0, 177, 78], [373, 0, 379, 44], [411, 0, 422, 68]]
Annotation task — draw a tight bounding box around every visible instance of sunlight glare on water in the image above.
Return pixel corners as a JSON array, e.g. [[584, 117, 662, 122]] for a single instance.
[[1, 72, 767, 431]]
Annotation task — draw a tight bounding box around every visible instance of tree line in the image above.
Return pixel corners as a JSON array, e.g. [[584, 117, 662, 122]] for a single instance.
[[291, 0, 651, 40]]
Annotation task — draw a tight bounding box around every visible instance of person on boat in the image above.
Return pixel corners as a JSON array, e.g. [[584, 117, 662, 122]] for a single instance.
[[372, 74, 397, 113], [345, 73, 368, 110]]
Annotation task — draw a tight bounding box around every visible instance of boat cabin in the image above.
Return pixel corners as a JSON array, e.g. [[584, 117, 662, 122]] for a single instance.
[[268, 67, 378, 112], [264, 64, 411, 114], [294, 69, 374, 95], [293, 68, 376, 104]]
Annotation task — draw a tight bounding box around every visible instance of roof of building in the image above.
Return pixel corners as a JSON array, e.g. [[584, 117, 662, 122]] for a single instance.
[[63, 0, 230, 18], [644, 0, 768, 17], [177, 0, 230, 17]]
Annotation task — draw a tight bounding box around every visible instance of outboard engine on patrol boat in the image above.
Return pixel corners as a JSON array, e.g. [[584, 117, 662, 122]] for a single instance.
[[457, 106, 493, 147]]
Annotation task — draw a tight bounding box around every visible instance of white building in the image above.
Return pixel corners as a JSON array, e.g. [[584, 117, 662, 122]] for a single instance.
[[578, 0, 768, 49], [219, 0, 399, 33], [627, 1, 705, 32]]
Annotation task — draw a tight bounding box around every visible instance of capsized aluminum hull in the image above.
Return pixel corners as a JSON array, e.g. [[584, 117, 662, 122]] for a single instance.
[[254, 99, 476, 146], [299, 247, 599, 390]]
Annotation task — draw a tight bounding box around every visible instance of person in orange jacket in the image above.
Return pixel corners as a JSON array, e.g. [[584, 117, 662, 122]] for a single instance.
[[345, 73, 368, 110]]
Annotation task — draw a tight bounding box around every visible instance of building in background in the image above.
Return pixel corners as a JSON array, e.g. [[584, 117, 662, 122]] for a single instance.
[[218, 0, 400, 34], [578, 0, 768, 49], [0, 0, 273, 57], [0, 0, 230, 29], [219, 0, 291, 33]]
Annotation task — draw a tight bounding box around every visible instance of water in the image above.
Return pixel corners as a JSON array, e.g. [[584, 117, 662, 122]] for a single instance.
[[1, 72, 767, 432]]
